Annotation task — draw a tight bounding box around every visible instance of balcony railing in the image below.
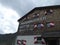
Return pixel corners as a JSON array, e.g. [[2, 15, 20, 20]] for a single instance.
[[19, 24, 34, 31], [20, 16, 46, 25]]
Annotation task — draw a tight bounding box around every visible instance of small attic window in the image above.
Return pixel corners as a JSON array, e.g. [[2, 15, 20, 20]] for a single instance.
[[33, 13, 39, 18], [50, 9, 53, 13], [23, 17, 28, 21], [44, 9, 53, 15], [27, 16, 30, 19], [23, 17, 26, 20]]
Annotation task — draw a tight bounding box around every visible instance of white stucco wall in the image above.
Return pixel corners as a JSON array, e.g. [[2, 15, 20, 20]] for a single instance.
[[15, 35, 42, 45]]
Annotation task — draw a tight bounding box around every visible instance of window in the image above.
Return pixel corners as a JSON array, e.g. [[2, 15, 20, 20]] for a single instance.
[[37, 23, 44, 28], [34, 37, 42, 44], [27, 16, 30, 19], [33, 23, 44, 30], [40, 16, 46, 20], [34, 37, 46, 44], [29, 24, 34, 30], [42, 16, 46, 20], [26, 25, 29, 28], [34, 24, 37, 28], [23, 18, 26, 21], [44, 11, 47, 15], [33, 13, 39, 18], [20, 25, 25, 29], [48, 9, 53, 13], [47, 22, 55, 27], [44, 9, 53, 15], [17, 40, 26, 45], [20, 24, 29, 31], [36, 13, 40, 16]]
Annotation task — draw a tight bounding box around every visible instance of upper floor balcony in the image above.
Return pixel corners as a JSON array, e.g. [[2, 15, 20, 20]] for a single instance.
[[20, 16, 46, 25]]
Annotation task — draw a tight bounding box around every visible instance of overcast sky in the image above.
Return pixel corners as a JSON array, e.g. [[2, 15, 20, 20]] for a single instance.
[[0, 0, 60, 34]]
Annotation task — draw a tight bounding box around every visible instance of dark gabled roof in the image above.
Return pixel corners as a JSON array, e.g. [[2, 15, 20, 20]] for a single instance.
[[18, 5, 60, 22]]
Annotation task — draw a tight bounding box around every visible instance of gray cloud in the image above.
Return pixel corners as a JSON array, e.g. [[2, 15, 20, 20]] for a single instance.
[[0, 0, 23, 16], [0, 0, 60, 16], [0, 0, 35, 16], [0, 28, 4, 34]]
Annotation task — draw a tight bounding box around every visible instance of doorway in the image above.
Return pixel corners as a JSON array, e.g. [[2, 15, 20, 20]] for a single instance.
[[46, 38, 59, 45]]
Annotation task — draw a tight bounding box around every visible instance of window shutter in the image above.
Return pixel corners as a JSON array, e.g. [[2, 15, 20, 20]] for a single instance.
[[17, 40, 21, 45], [23, 40, 26, 45], [34, 37, 37, 44], [47, 22, 55, 27], [49, 22, 55, 27], [38, 23, 44, 28], [44, 11, 47, 15], [34, 24, 37, 28], [50, 9, 53, 13], [37, 14, 39, 16], [41, 38, 46, 44], [40, 24, 44, 28]]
